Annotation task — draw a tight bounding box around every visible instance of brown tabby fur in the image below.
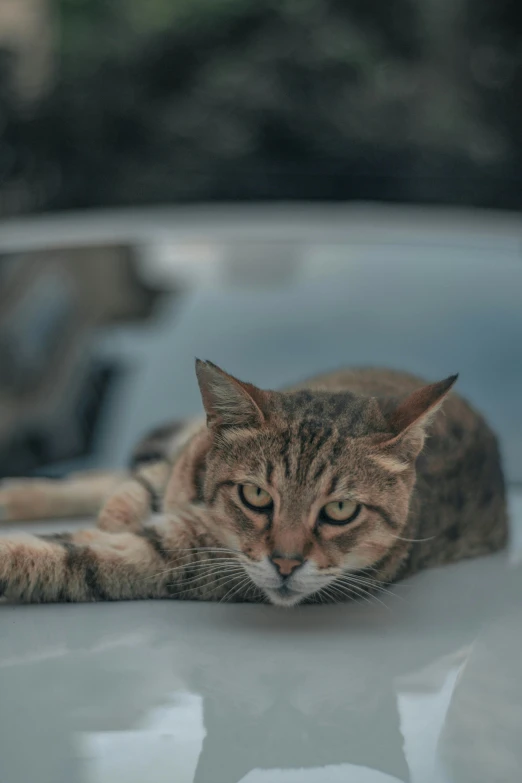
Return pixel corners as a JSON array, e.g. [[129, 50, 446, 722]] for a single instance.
[[0, 363, 508, 606]]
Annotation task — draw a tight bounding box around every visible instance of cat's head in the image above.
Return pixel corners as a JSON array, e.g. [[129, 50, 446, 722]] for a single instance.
[[195, 360, 457, 607]]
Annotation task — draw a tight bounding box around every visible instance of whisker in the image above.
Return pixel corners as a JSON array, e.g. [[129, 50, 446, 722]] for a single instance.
[[220, 574, 253, 603], [341, 568, 403, 588], [326, 587, 343, 605], [182, 563, 245, 581], [318, 581, 352, 604], [343, 585, 380, 607], [244, 581, 263, 602], [339, 572, 383, 585], [352, 563, 381, 574], [328, 582, 372, 606], [225, 576, 255, 604], [337, 573, 403, 600], [177, 565, 246, 588], [388, 534, 436, 543], [200, 570, 245, 595], [335, 575, 384, 594], [337, 572, 385, 588], [171, 569, 247, 598], [142, 557, 241, 582], [167, 556, 241, 570], [165, 546, 242, 555], [313, 587, 329, 604], [333, 578, 390, 610], [336, 582, 373, 604], [339, 579, 402, 602], [314, 588, 326, 605], [321, 585, 343, 604]]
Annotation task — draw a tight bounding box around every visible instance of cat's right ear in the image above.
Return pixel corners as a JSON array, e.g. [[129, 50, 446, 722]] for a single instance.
[[195, 359, 267, 430]]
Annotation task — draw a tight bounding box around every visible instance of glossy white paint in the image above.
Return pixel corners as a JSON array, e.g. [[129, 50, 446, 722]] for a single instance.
[[0, 205, 520, 781], [0, 490, 520, 783]]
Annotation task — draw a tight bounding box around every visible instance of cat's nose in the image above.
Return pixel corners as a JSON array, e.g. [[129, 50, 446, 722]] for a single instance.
[[269, 553, 304, 578]]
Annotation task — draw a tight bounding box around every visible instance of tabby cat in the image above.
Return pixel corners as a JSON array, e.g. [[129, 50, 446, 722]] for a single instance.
[[0, 362, 508, 606]]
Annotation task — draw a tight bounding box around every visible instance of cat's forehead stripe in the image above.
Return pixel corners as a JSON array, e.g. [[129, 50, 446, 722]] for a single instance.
[[312, 461, 328, 481], [279, 390, 375, 435], [328, 476, 339, 495]]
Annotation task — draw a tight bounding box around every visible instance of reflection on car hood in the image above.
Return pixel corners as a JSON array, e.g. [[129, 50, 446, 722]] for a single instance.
[[0, 488, 521, 782]]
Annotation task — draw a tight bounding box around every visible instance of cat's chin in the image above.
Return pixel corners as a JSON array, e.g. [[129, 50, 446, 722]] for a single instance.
[[263, 586, 307, 608]]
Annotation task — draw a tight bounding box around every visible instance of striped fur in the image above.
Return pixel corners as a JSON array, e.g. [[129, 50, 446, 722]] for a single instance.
[[0, 364, 508, 606], [0, 507, 261, 603]]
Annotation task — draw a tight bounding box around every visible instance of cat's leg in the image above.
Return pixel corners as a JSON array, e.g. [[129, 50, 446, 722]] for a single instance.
[[0, 506, 253, 603], [0, 471, 125, 523], [0, 419, 203, 527], [97, 422, 209, 533], [0, 526, 171, 602], [0, 419, 206, 532], [97, 460, 172, 533]]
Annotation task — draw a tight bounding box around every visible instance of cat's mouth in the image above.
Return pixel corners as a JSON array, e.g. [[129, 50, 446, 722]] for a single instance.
[[263, 584, 305, 607], [243, 559, 318, 607]]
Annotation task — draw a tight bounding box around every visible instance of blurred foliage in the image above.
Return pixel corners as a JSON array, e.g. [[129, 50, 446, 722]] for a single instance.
[[0, 0, 521, 215]]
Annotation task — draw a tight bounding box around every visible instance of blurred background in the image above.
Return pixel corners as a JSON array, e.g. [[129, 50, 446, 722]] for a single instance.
[[1, 0, 522, 212], [0, 0, 521, 484]]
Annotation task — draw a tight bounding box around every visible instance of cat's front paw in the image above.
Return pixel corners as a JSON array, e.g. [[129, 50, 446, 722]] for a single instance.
[[97, 481, 151, 533]]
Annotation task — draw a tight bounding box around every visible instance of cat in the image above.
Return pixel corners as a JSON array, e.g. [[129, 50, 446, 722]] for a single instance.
[[0, 361, 508, 606]]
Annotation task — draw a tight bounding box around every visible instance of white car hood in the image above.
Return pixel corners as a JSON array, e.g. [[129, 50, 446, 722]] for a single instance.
[[0, 490, 520, 783]]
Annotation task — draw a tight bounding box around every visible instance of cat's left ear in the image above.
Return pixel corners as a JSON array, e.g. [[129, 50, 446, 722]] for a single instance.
[[378, 374, 458, 458], [195, 359, 268, 430]]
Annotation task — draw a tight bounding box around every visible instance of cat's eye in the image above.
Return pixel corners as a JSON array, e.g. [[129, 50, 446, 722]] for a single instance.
[[239, 484, 274, 511], [320, 500, 361, 525]]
